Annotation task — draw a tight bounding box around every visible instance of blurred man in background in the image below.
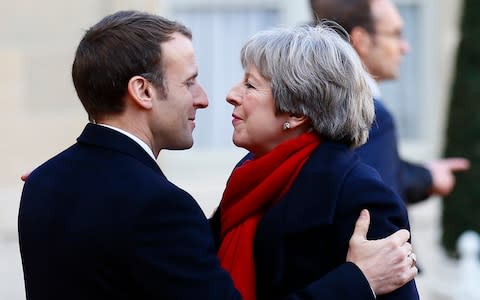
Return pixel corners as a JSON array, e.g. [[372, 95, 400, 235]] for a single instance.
[[310, 0, 470, 205]]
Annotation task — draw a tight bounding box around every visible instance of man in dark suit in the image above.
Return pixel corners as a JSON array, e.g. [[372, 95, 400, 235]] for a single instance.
[[310, 0, 470, 204], [18, 10, 417, 300]]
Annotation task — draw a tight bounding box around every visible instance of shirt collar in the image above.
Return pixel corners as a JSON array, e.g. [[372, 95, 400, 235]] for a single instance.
[[97, 123, 156, 161], [366, 74, 382, 100]]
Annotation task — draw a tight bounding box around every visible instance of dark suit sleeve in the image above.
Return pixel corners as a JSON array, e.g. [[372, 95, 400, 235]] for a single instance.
[[130, 186, 241, 300], [209, 207, 222, 250], [337, 165, 420, 300], [399, 160, 432, 204], [281, 263, 375, 300]]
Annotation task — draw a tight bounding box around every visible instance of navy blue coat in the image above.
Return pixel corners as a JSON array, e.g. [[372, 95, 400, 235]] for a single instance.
[[212, 140, 419, 300], [18, 124, 239, 300], [355, 100, 432, 204]]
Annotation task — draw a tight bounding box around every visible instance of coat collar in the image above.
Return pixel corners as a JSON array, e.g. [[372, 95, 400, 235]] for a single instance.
[[76, 123, 161, 174]]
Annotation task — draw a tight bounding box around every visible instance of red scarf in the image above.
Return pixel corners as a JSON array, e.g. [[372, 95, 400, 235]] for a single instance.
[[218, 132, 321, 300]]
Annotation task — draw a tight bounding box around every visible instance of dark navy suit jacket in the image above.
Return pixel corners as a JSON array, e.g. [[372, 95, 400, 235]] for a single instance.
[[355, 99, 432, 204], [18, 124, 239, 300], [212, 141, 419, 300]]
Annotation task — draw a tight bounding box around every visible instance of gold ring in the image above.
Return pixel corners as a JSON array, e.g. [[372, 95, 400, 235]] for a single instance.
[[409, 252, 417, 267]]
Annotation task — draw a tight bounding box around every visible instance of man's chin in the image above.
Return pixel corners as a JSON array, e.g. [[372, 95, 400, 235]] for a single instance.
[[167, 140, 194, 151], [377, 74, 398, 82]]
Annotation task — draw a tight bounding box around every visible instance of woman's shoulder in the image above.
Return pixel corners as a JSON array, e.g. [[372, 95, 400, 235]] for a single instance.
[[302, 140, 361, 177], [338, 156, 406, 217], [290, 140, 401, 212]]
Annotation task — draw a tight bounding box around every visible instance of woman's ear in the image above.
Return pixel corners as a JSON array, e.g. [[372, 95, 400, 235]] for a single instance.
[[127, 76, 154, 110], [287, 114, 309, 129]]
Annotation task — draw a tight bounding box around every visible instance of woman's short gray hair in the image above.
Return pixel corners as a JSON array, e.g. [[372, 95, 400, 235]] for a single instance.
[[240, 22, 374, 148]]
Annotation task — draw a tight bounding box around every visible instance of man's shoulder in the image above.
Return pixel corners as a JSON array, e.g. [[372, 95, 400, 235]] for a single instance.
[[24, 142, 202, 219], [372, 99, 395, 128], [25, 141, 166, 194], [26, 143, 82, 179]]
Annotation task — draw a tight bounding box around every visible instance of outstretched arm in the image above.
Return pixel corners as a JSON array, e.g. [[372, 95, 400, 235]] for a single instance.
[[424, 157, 470, 196]]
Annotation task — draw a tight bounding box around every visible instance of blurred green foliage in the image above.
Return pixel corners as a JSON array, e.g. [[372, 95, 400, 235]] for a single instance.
[[442, 0, 480, 255]]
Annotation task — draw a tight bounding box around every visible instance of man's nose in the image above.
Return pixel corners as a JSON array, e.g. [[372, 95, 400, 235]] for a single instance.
[[194, 84, 208, 108]]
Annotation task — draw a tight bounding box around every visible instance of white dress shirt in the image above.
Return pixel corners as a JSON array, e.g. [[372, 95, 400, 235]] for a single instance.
[[97, 123, 156, 161]]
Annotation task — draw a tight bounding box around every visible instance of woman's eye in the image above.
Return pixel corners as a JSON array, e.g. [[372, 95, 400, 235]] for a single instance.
[[244, 82, 254, 89]]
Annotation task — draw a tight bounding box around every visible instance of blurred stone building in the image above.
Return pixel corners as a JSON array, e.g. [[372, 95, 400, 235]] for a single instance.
[[0, 0, 465, 299]]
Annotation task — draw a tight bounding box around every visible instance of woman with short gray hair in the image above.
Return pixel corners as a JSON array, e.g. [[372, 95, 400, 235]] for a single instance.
[[211, 23, 419, 300], [239, 23, 373, 148]]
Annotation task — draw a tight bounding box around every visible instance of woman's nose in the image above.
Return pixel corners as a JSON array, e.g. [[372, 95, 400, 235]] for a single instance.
[[226, 82, 242, 106]]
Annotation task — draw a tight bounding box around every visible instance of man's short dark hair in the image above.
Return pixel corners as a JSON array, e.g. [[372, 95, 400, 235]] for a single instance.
[[310, 0, 374, 34], [72, 10, 192, 120]]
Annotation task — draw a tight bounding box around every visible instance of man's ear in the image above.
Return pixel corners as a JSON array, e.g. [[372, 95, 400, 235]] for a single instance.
[[350, 26, 372, 59], [127, 76, 154, 110]]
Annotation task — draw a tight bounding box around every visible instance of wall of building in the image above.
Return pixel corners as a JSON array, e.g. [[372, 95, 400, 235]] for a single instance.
[[398, 0, 464, 161], [0, 0, 163, 235]]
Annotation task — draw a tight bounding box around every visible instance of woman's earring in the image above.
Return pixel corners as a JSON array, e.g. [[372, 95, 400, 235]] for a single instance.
[[283, 122, 291, 130]]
